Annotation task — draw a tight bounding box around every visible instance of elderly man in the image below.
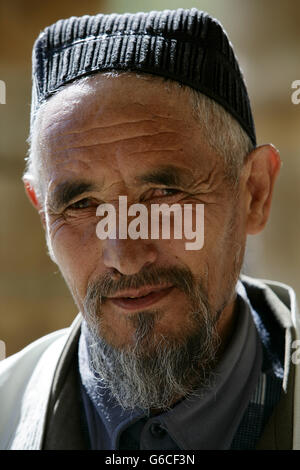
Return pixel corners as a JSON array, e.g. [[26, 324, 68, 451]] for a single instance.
[[0, 8, 299, 450]]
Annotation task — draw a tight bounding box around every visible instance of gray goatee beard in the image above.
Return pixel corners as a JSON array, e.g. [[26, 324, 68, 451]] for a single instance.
[[82, 267, 220, 414]]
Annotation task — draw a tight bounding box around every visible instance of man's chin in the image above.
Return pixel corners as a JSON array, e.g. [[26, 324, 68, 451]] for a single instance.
[[89, 310, 200, 355]]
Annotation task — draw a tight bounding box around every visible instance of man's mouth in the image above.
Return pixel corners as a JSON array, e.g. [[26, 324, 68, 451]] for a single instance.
[[107, 285, 174, 311]]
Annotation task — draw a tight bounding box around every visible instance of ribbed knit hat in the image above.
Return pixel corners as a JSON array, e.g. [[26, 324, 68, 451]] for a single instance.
[[31, 8, 256, 146]]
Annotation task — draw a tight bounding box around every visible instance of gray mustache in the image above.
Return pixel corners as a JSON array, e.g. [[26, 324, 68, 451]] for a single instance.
[[85, 266, 197, 302]]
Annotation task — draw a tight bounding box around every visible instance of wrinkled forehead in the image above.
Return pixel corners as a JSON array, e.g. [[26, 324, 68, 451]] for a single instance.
[[35, 73, 198, 142], [32, 72, 222, 200]]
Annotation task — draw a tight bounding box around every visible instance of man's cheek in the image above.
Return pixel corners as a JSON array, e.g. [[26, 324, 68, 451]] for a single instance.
[[47, 224, 75, 264], [47, 225, 97, 279], [50, 219, 96, 254]]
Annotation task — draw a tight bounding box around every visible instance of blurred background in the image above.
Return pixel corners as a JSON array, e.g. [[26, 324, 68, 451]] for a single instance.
[[0, 0, 299, 357]]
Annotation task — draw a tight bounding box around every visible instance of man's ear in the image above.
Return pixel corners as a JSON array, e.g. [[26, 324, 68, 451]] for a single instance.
[[244, 144, 281, 235], [23, 178, 46, 228]]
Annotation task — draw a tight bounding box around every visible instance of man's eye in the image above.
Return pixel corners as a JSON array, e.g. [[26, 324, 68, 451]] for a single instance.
[[67, 198, 93, 210], [140, 188, 181, 203], [152, 188, 180, 197]]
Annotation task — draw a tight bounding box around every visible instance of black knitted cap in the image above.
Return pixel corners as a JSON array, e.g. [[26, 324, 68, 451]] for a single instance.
[[31, 8, 256, 146]]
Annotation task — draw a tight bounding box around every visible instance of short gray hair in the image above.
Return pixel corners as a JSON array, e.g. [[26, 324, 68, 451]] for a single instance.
[[190, 88, 254, 183], [24, 72, 254, 201]]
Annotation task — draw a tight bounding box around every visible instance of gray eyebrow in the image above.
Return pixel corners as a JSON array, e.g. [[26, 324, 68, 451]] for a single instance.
[[135, 165, 192, 187], [47, 180, 97, 211]]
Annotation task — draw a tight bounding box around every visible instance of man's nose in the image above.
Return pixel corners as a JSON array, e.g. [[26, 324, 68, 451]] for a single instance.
[[102, 238, 158, 275]]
